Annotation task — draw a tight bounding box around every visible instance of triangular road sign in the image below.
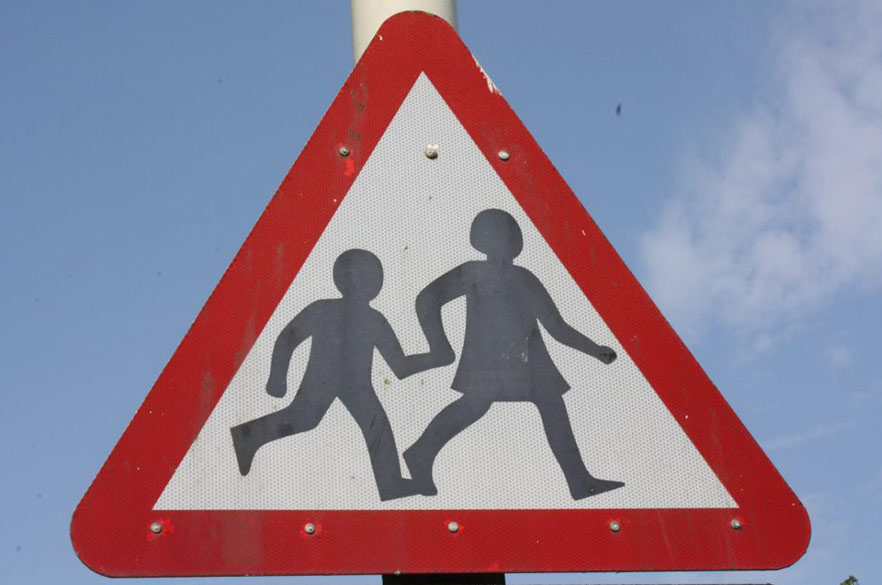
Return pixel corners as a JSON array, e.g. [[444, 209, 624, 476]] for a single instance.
[[72, 12, 809, 577]]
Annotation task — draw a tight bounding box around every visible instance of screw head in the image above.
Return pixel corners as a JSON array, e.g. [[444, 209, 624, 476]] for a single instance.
[[149, 522, 163, 534], [609, 520, 621, 533], [425, 145, 439, 159], [338, 146, 350, 157], [730, 518, 743, 530], [447, 521, 459, 533], [304, 522, 316, 535], [498, 150, 510, 161]]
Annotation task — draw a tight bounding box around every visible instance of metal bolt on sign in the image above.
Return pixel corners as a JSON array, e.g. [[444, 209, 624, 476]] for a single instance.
[[425, 145, 439, 159], [149, 522, 163, 534], [304, 522, 317, 535], [609, 520, 621, 533], [730, 518, 743, 530], [447, 521, 459, 533], [338, 146, 351, 157], [497, 149, 510, 161]]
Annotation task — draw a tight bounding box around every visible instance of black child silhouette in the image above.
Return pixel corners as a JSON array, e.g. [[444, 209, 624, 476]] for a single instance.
[[403, 209, 624, 500], [230, 249, 435, 501]]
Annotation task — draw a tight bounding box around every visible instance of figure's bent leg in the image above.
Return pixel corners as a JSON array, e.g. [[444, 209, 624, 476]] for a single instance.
[[403, 394, 493, 496], [231, 388, 333, 476], [342, 391, 415, 501], [533, 393, 624, 499]]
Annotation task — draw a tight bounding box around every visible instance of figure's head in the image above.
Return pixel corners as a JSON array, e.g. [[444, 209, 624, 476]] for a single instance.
[[469, 209, 523, 260], [333, 249, 383, 301]]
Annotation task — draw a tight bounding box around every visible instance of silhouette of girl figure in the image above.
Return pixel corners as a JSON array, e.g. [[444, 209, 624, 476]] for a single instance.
[[404, 209, 624, 499], [231, 249, 434, 501]]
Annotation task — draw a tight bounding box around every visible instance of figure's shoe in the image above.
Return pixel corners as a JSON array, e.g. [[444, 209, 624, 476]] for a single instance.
[[402, 446, 438, 496], [230, 425, 257, 476], [378, 478, 422, 502], [570, 478, 625, 500]]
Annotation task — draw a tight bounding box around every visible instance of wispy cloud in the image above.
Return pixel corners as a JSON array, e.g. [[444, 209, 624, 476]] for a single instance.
[[825, 344, 854, 368], [641, 2, 882, 346], [859, 466, 882, 496], [762, 419, 858, 451]]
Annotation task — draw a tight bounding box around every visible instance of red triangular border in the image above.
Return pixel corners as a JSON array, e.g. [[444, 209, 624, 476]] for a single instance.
[[72, 12, 810, 576]]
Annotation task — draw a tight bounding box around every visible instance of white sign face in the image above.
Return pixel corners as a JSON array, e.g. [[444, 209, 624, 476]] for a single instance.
[[155, 74, 735, 512]]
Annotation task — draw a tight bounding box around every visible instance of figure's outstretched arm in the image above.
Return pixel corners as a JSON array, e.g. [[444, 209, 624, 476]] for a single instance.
[[266, 306, 314, 397], [530, 273, 617, 364], [414, 265, 467, 368], [375, 317, 451, 379], [375, 317, 414, 380]]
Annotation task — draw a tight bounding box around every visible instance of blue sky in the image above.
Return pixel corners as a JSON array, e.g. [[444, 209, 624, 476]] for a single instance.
[[1, 1, 880, 583]]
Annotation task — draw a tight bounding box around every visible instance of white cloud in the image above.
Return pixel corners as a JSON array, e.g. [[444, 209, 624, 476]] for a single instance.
[[762, 419, 857, 451], [641, 2, 882, 345], [825, 344, 854, 368], [860, 466, 882, 496]]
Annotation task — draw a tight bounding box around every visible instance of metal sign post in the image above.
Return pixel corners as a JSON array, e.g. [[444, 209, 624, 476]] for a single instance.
[[351, 0, 458, 61]]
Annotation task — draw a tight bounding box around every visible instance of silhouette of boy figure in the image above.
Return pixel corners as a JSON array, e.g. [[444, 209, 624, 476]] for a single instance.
[[231, 249, 435, 501], [403, 209, 624, 500]]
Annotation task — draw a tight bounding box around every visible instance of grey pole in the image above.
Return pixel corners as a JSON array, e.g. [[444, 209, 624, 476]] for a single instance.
[[351, 0, 458, 62], [350, 3, 492, 584]]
